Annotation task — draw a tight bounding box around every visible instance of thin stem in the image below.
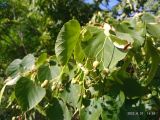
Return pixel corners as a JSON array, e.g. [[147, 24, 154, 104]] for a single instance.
[[107, 46, 115, 68]]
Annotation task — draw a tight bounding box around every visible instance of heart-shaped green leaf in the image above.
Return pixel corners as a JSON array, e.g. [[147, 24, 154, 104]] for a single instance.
[[15, 77, 46, 111]]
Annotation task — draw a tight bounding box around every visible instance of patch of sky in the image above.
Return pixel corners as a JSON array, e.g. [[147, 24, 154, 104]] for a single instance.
[[83, 0, 120, 10], [83, 0, 94, 4]]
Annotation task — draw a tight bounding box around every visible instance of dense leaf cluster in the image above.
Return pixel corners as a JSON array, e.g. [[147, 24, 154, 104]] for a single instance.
[[1, 0, 160, 120], [1, 12, 160, 120]]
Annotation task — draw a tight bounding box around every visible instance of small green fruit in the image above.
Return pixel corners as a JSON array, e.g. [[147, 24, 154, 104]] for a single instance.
[[83, 94, 87, 98], [103, 68, 109, 75], [81, 105, 85, 109], [71, 78, 78, 84], [59, 88, 64, 92], [79, 81, 83, 85], [11, 105, 15, 109], [157, 47, 160, 51], [147, 94, 152, 99], [12, 116, 16, 120], [16, 105, 19, 109], [152, 90, 157, 96], [93, 61, 100, 69], [84, 69, 89, 75], [51, 85, 56, 91], [41, 80, 49, 88]]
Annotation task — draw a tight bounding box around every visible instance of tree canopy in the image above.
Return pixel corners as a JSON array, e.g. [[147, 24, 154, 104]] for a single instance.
[[0, 0, 160, 120]]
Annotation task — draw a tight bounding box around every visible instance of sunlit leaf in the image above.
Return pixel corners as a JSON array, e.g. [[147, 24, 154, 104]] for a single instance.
[[36, 53, 47, 67], [80, 98, 102, 120], [6, 59, 21, 77], [20, 54, 35, 72], [141, 13, 155, 23], [147, 23, 160, 38], [60, 83, 81, 109], [5, 74, 21, 86], [82, 26, 127, 69], [55, 20, 81, 65]]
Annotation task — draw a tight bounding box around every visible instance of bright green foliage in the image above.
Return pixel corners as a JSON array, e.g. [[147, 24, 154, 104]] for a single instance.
[[6, 59, 22, 77], [80, 98, 102, 120], [55, 20, 81, 65], [1, 12, 160, 120], [147, 23, 160, 38], [81, 26, 127, 69], [60, 83, 81, 109], [36, 64, 52, 82], [6, 54, 35, 77], [36, 53, 48, 67], [112, 0, 160, 18], [15, 77, 46, 111], [20, 54, 35, 72], [46, 98, 71, 120]]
